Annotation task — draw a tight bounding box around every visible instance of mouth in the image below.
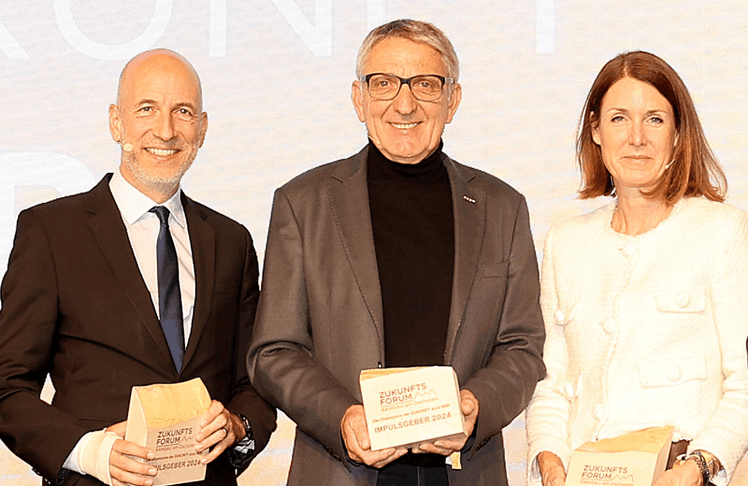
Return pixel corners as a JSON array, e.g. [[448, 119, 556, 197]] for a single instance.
[[145, 147, 179, 157], [390, 122, 420, 130]]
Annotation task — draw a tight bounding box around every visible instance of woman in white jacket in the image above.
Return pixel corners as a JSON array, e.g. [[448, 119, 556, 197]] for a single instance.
[[526, 51, 748, 486]]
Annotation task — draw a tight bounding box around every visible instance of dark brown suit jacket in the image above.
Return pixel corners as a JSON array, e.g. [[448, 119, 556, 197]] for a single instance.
[[0, 175, 276, 485], [248, 147, 545, 486]]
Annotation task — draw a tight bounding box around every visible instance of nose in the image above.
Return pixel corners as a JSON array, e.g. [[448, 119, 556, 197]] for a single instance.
[[628, 120, 645, 146], [391, 82, 418, 115], [154, 111, 176, 141]]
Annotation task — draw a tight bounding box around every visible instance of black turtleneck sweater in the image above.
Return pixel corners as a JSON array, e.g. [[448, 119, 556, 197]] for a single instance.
[[367, 141, 454, 368]]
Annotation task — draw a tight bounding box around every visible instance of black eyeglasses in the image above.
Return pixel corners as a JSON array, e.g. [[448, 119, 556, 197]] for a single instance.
[[360, 73, 454, 101]]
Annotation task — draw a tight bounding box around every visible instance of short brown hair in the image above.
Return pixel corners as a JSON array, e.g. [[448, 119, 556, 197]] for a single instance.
[[577, 51, 726, 203], [356, 19, 459, 82]]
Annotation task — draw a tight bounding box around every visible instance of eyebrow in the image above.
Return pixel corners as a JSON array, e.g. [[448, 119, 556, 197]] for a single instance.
[[134, 99, 199, 111], [607, 106, 667, 113], [135, 98, 159, 107], [605, 107, 670, 115]]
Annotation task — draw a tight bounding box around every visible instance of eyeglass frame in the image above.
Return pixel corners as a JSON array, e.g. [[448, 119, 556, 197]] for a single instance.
[[359, 72, 455, 102]]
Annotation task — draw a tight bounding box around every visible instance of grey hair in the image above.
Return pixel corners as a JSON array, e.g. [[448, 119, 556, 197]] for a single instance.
[[355, 19, 460, 82]]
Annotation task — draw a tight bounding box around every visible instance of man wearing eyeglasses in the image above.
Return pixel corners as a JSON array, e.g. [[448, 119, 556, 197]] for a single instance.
[[249, 19, 545, 486]]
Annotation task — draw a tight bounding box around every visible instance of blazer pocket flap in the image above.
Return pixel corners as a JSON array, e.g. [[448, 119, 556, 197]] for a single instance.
[[78, 416, 120, 429], [654, 288, 705, 313], [638, 358, 707, 387], [479, 260, 509, 278]]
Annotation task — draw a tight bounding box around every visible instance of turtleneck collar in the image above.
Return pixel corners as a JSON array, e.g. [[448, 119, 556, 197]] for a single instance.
[[366, 139, 445, 181]]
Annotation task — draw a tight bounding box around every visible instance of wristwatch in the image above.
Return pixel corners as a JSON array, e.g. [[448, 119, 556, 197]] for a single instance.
[[234, 413, 255, 454], [673, 450, 719, 486]]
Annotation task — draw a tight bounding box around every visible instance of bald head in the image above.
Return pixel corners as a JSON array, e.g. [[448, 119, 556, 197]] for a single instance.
[[117, 49, 203, 111], [109, 49, 208, 203]]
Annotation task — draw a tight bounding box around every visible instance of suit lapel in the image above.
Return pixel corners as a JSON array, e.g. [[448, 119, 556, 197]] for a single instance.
[[444, 157, 485, 363], [85, 176, 176, 373], [327, 148, 385, 351], [181, 196, 215, 369]]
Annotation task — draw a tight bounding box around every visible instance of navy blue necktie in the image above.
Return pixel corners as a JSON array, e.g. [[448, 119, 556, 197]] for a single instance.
[[150, 206, 185, 371]]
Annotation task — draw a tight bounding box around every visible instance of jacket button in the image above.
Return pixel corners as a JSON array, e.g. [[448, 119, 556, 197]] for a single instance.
[[667, 365, 682, 382], [593, 404, 605, 420], [554, 309, 565, 325], [603, 318, 617, 334], [622, 242, 637, 257], [675, 292, 690, 308]]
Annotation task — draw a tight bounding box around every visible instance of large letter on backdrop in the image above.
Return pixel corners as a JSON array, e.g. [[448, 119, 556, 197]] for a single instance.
[[536, 0, 554, 54], [53, 0, 173, 60], [271, 0, 332, 56], [0, 18, 28, 59]]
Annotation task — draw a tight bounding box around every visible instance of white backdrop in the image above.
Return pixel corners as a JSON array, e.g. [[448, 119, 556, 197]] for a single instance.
[[1, 1, 748, 484]]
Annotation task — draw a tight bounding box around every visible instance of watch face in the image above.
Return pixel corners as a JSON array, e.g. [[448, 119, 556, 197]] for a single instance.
[[239, 414, 252, 436]]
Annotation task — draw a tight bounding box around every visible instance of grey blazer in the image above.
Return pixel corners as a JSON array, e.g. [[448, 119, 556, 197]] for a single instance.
[[248, 146, 545, 486]]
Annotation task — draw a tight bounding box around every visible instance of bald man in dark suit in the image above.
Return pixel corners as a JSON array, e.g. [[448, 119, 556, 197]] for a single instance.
[[0, 49, 275, 486]]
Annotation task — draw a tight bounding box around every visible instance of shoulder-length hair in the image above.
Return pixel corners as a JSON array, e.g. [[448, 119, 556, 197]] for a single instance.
[[577, 51, 726, 203]]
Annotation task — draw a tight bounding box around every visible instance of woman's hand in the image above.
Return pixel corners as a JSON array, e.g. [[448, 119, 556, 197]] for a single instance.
[[653, 460, 702, 486], [538, 451, 566, 486]]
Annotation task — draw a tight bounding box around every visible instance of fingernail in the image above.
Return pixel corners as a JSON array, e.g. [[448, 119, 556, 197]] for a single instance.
[[195, 434, 203, 441], [200, 421, 207, 427], [145, 481, 153, 486], [147, 452, 156, 460], [195, 444, 203, 452], [148, 467, 157, 475], [200, 458, 208, 464]]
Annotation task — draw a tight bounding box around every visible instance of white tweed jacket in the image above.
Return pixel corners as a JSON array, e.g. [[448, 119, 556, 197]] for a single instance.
[[526, 196, 748, 486]]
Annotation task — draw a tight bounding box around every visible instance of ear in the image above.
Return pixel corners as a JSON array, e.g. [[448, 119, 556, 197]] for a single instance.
[[590, 112, 601, 146], [108, 104, 123, 142], [351, 80, 366, 122], [196, 112, 208, 148], [445, 83, 462, 124]]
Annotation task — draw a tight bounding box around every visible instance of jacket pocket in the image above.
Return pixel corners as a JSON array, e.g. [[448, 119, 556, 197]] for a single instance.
[[78, 416, 119, 429], [479, 260, 509, 278], [654, 288, 705, 313], [638, 357, 707, 388]]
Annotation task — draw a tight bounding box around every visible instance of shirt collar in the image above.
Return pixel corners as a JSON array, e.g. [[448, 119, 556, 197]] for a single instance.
[[109, 168, 187, 228]]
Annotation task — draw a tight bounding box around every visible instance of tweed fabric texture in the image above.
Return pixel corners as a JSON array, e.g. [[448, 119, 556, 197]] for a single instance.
[[526, 197, 748, 486]]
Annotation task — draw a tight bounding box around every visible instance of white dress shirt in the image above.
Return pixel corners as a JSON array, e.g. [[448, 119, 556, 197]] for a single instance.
[[108, 168, 196, 337], [63, 168, 196, 474]]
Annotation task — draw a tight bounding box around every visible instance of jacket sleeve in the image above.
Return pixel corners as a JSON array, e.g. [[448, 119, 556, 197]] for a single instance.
[[688, 208, 748, 484], [247, 189, 358, 466], [0, 209, 89, 484], [224, 225, 277, 467], [461, 194, 546, 458], [524, 224, 573, 486]]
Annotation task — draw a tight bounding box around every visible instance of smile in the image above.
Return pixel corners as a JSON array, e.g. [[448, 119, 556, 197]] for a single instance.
[[145, 148, 179, 156], [391, 122, 419, 130], [622, 154, 653, 161]]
